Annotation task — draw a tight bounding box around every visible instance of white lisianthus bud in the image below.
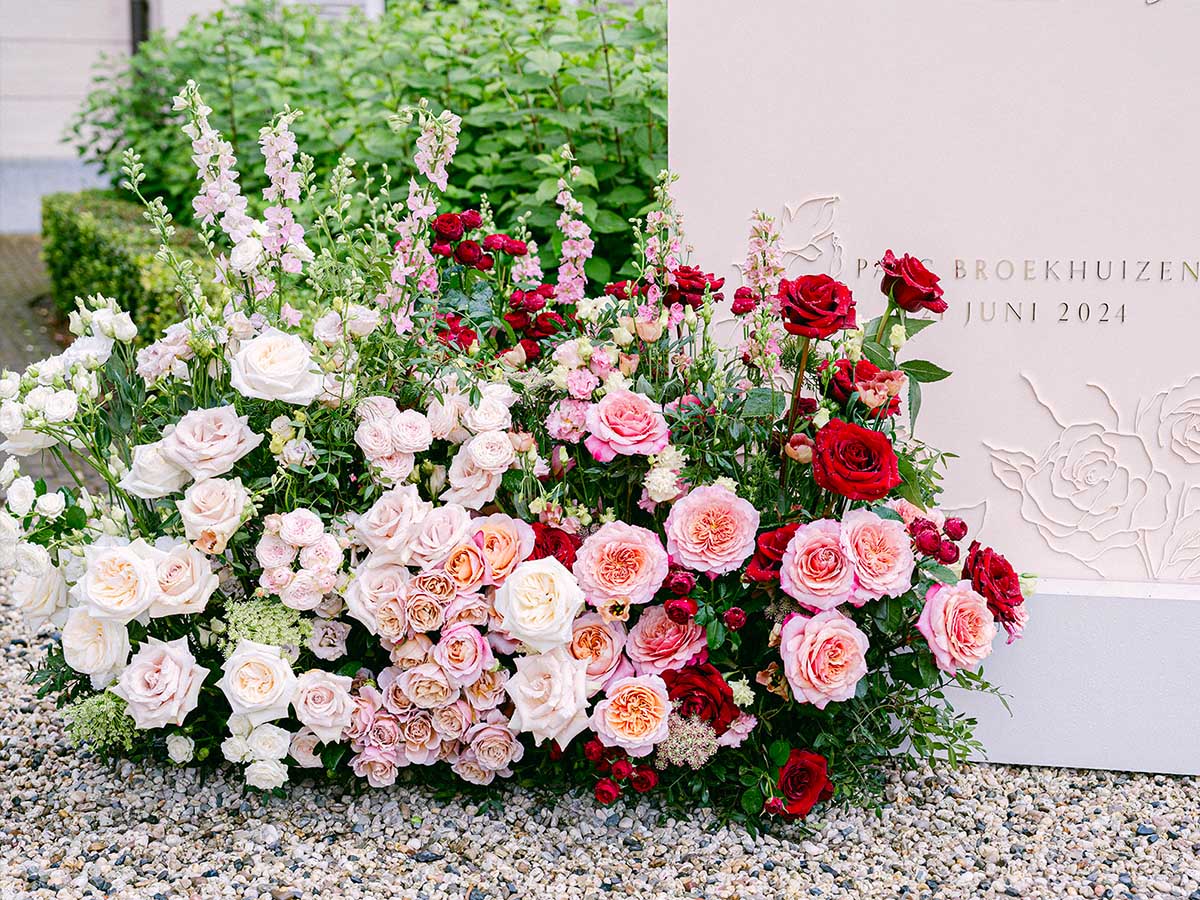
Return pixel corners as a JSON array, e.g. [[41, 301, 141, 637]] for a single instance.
[[889, 323, 906, 351], [844, 327, 865, 363], [683, 305, 698, 326]]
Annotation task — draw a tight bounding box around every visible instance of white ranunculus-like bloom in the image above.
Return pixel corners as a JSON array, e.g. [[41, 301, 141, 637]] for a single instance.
[[150, 541, 219, 617], [10, 565, 67, 630], [291, 670, 354, 743], [6, 475, 35, 516], [229, 329, 323, 405], [166, 734, 195, 764], [0, 456, 19, 487], [0, 399, 24, 434], [159, 405, 263, 480], [35, 492, 66, 519], [75, 539, 163, 623], [494, 557, 586, 652], [244, 758, 289, 791], [0, 372, 19, 399], [111, 636, 209, 729], [119, 439, 190, 499], [221, 734, 252, 763], [461, 397, 513, 434], [247, 722, 292, 760], [229, 236, 265, 274], [217, 639, 297, 726], [61, 607, 130, 685], [176, 477, 250, 554], [505, 646, 590, 748], [43, 390, 78, 424]]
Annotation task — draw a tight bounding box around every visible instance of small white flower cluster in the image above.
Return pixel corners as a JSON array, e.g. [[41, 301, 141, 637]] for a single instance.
[[643, 444, 688, 505]]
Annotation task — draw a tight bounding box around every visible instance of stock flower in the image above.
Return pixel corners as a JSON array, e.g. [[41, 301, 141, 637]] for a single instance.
[[159, 405, 263, 480], [962, 541, 1027, 641], [583, 390, 669, 462], [811, 419, 902, 502], [917, 582, 997, 674], [573, 521, 669, 608], [229, 329, 323, 405], [494, 557, 586, 652], [590, 674, 672, 757], [775, 749, 834, 819], [839, 509, 915, 604], [775, 275, 856, 339], [879, 250, 947, 314], [111, 637, 208, 729], [664, 484, 760, 575], [778, 609, 869, 709], [505, 646, 590, 748]]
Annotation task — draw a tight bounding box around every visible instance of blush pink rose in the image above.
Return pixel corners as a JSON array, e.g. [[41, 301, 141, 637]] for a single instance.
[[917, 581, 997, 675], [573, 521, 668, 607], [625, 603, 707, 676], [432, 623, 494, 687], [664, 484, 760, 575], [779, 520, 856, 611], [583, 390, 669, 462], [568, 612, 628, 695], [778, 609, 869, 709], [839, 509, 915, 604]]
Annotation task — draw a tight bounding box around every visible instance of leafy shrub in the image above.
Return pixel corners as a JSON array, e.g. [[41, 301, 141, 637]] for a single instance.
[[68, 0, 667, 282], [41, 191, 216, 339]]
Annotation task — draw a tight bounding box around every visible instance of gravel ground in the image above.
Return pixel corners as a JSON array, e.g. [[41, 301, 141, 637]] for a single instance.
[[1, 603, 1198, 900]]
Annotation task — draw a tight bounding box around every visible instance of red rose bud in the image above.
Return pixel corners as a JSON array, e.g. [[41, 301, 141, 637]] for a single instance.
[[431, 242, 453, 258], [723, 607, 747, 631], [663, 566, 696, 596], [664, 596, 698, 624], [459, 209, 482, 229], [475, 254, 495, 271], [583, 738, 605, 763], [504, 238, 528, 256], [914, 528, 942, 556], [938, 539, 961, 565], [548, 741, 563, 761], [482, 233, 509, 252], [731, 286, 757, 315], [943, 517, 968, 541], [594, 778, 621, 805], [908, 516, 937, 535], [433, 212, 464, 241], [454, 240, 482, 266], [630, 766, 658, 793], [879, 249, 947, 315], [518, 337, 542, 362], [962, 541, 1026, 639], [610, 759, 634, 781], [764, 797, 786, 816]]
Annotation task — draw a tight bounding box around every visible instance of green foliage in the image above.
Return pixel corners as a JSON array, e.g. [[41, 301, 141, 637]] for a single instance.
[[63, 692, 138, 752], [68, 0, 667, 276], [40, 190, 217, 339]]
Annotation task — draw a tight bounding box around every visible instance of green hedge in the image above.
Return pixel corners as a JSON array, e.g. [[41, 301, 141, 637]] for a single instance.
[[41, 190, 216, 341]]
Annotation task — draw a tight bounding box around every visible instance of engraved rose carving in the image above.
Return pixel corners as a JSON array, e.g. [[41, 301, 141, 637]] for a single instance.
[[1141, 374, 1200, 465]]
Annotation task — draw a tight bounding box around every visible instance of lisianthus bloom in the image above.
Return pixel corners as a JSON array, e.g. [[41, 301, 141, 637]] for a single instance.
[[879, 250, 946, 314], [917, 581, 997, 674], [775, 274, 855, 339], [775, 749, 834, 819], [812, 419, 902, 502], [664, 484, 760, 575], [824, 358, 900, 417], [778, 609, 868, 709], [962, 541, 1027, 641]]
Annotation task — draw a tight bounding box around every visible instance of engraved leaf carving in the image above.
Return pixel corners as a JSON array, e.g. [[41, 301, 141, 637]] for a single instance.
[[988, 447, 1035, 494]]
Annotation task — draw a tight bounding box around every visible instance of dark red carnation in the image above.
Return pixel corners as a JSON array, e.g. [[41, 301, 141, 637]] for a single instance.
[[433, 212, 464, 242], [879, 250, 947, 314], [812, 419, 902, 502], [594, 778, 621, 805], [530, 522, 583, 569], [776, 749, 834, 820], [663, 664, 739, 735], [962, 541, 1026, 638], [732, 286, 757, 315], [459, 209, 483, 229], [630, 766, 658, 793], [775, 274, 856, 339], [454, 240, 482, 266], [745, 523, 799, 583], [583, 738, 605, 763], [667, 265, 725, 309], [824, 358, 899, 417], [604, 280, 648, 300]]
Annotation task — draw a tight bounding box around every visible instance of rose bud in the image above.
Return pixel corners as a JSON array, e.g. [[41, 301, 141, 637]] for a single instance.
[[610, 759, 633, 781], [938, 540, 961, 565], [663, 566, 696, 596], [475, 254, 495, 271], [482, 233, 509, 252], [454, 240, 483, 266], [509, 431, 535, 453], [914, 528, 942, 556], [460, 208, 483, 229], [583, 738, 605, 763], [594, 778, 621, 805], [518, 338, 542, 362], [548, 741, 564, 762], [943, 517, 968, 541], [504, 238, 528, 256], [630, 766, 658, 793], [731, 286, 757, 315], [618, 353, 640, 377], [665, 596, 699, 624], [908, 517, 937, 536], [764, 797, 786, 816], [723, 607, 747, 631], [500, 345, 528, 369], [433, 212, 464, 241], [430, 242, 453, 257], [784, 433, 815, 464]]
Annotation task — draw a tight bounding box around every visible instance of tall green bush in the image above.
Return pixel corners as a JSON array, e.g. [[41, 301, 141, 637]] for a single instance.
[[68, 0, 667, 282]]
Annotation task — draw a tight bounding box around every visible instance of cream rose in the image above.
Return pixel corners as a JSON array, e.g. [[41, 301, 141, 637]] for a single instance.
[[150, 541, 219, 617], [505, 646, 590, 748], [111, 636, 209, 729], [229, 329, 323, 405], [75, 539, 163, 624], [159, 405, 263, 481], [119, 439, 190, 499], [465, 430, 516, 474], [11, 565, 67, 630], [292, 670, 355, 743], [244, 758, 289, 790], [344, 552, 409, 635], [61, 607, 130, 686], [176, 477, 250, 554], [356, 484, 431, 555], [440, 446, 503, 510], [389, 409, 434, 453], [217, 639, 297, 726], [289, 727, 324, 768], [406, 503, 473, 569], [494, 556, 586, 652]]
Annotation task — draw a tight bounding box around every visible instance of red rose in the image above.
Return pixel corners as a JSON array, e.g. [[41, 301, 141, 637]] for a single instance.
[[530, 523, 583, 569], [431, 242, 453, 258], [518, 337, 541, 361], [482, 233, 509, 252], [433, 212, 464, 242], [604, 279, 648, 300], [504, 311, 531, 331], [594, 778, 621, 805], [454, 240, 482, 266], [460, 209, 482, 229], [667, 265, 725, 309], [776, 749, 834, 819], [962, 541, 1025, 636], [583, 738, 605, 763], [527, 311, 565, 340], [731, 286, 757, 315], [475, 254, 494, 272], [824, 359, 899, 418], [879, 250, 946, 314], [745, 523, 800, 583], [663, 565, 696, 596], [775, 275, 856, 339], [663, 596, 698, 624], [812, 419, 902, 501], [723, 607, 746, 631], [610, 758, 633, 781], [630, 766, 658, 793], [913, 528, 941, 556], [435, 313, 477, 351], [664, 664, 739, 736], [504, 238, 528, 256]]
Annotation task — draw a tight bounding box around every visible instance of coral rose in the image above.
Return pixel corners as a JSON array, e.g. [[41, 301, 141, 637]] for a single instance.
[[664, 484, 760, 575], [779, 520, 856, 611], [778, 609, 869, 709], [590, 674, 672, 757], [917, 581, 997, 674], [625, 603, 707, 676], [568, 611, 627, 695], [839, 509, 915, 604], [573, 521, 668, 607]]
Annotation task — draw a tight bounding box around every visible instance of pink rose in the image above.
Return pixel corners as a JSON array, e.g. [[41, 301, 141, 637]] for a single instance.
[[398, 662, 459, 709], [440, 447, 503, 510], [407, 503, 474, 569], [664, 484, 760, 575], [917, 582, 997, 675], [625, 604, 707, 676], [583, 390, 669, 462], [292, 670, 355, 743], [779, 520, 856, 611], [568, 612, 628, 695], [778, 609, 869, 709], [887, 498, 944, 529], [590, 674, 671, 757], [351, 744, 398, 787], [355, 485, 432, 555], [344, 553, 409, 635], [463, 710, 525, 772], [839, 509, 915, 604], [573, 521, 669, 607], [432, 624, 494, 687], [111, 636, 208, 729], [278, 509, 324, 548], [255, 533, 297, 569], [432, 699, 476, 741], [159, 405, 262, 481]]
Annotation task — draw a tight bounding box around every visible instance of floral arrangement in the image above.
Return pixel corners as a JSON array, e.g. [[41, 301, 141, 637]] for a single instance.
[[0, 84, 1030, 821]]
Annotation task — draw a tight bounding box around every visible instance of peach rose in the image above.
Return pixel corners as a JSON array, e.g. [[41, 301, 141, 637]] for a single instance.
[[664, 484, 760, 575], [431, 698, 476, 740], [583, 389, 669, 462], [406, 590, 446, 633], [411, 570, 458, 603], [463, 710, 525, 772], [573, 521, 668, 607], [839, 509, 915, 604], [568, 612, 627, 696], [917, 581, 997, 675], [389, 634, 433, 669], [625, 603, 707, 676], [779, 520, 856, 611], [442, 542, 488, 594], [474, 514, 535, 586], [778, 609, 869, 709], [398, 662, 459, 709], [464, 666, 509, 711], [590, 674, 671, 757], [444, 592, 492, 629]]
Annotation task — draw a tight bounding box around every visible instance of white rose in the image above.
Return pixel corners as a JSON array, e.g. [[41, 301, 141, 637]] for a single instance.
[[75, 539, 163, 623], [176, 477, 250, 554], [505, 646, 590, 748], [11, 565, 67, 630], [439, 448, 502, 511], [35, 492, 65, 519], [289, 727, 324, 768], [426, 391, 470, 442], [0, 372, 19, 400], [16, 541, 51, 576], [494, 557, 586, 652], [61, 608, 130, 685], [461, 397, 512, 434], [1, 429, 56, 456], [354, 418, 392, 461], [159, 405, 263, 480], [229, 329, 322, 406], [247, 722, 293, 760], [150, 541, 219, 617], [244, 758, 289, 791], [6, 475, 35, 516], [291, 670, 354, 743], [0, 457, 19, 487], [312, 312, 343, 346], [217, 639, 297, 726], [465, 430, 516, 474], [227, 713, 253, 738], [372, 450, 414, 484], [43, 390, 78, 424], [221, 734, 252, 763], [230, 236, 265, 274], [166, 734, 195, 764], [356, 395, 399, 423], [355, 484, 431, 555], [111, 636, 209, 728], [388, 409, 433, 454], [0, 400, 25, 435], [119, 440, 190, 499]]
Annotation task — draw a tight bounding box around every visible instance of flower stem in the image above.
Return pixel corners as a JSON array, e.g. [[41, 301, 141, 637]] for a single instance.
[[874, 299, 894, 345]]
